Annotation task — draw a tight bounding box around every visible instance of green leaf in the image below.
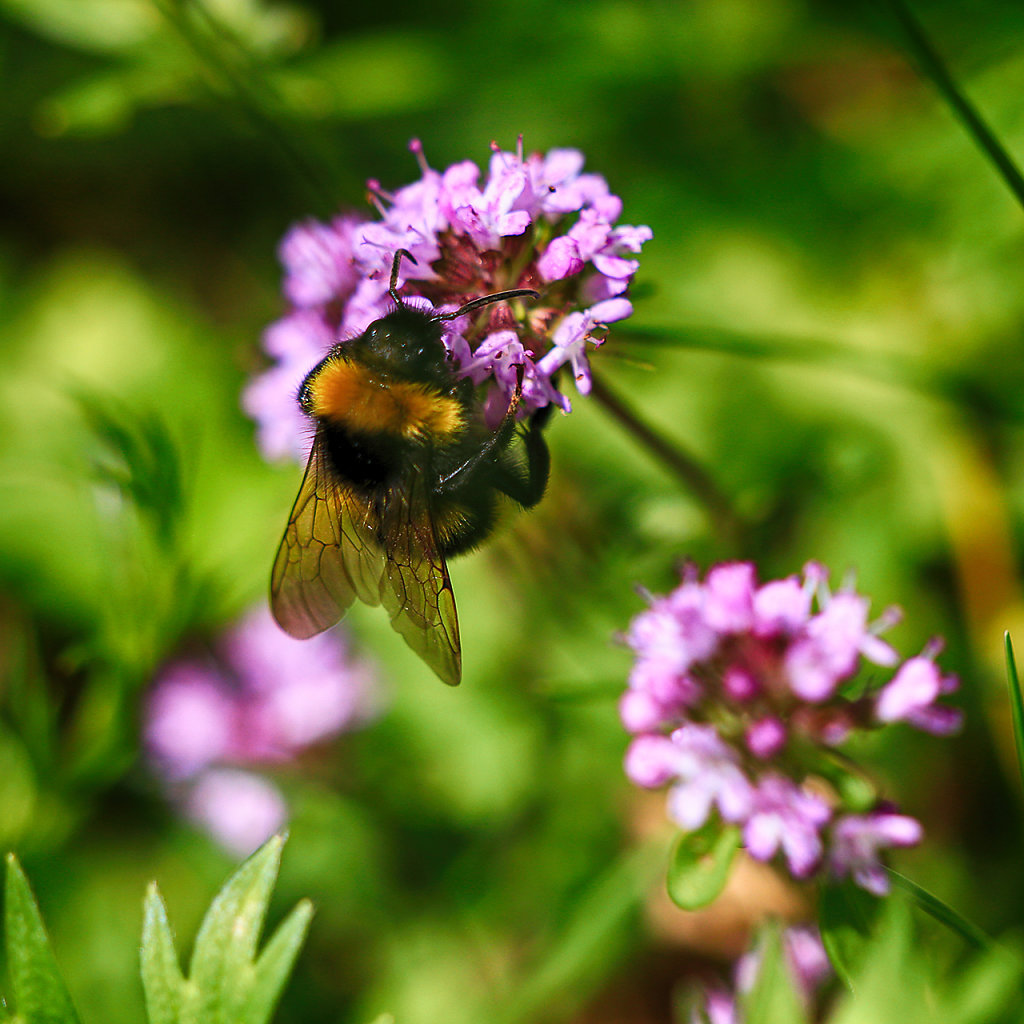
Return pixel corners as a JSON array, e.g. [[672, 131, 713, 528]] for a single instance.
[[3, 853, 81, 1024], [241, 901, 315, 1024], [144, 835, 312, 1024], [140, 883, 185, 1024], [738, 923, 808, 1024], [887, 870, 993, 951], [74, 392, 186, 550], [1004, 632, 1024, 795], [666, 822, 739, 910], [819, 878, 883, 989]]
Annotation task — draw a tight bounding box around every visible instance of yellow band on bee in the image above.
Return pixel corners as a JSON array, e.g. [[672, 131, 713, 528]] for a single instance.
[[309, 359, 465, 440]]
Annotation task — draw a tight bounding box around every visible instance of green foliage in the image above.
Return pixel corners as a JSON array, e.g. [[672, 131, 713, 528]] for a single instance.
[[665, 821, 740, 911], [827, 901, 1023, 1024], [3, 0, 1024, 1021], [819, 880, 884, 990], [2, 840, 311, 1024], [738, 902, 1023, 1024], [141, 835, 313, 1024], [1004, 632, 1024, 794], [74, 392, 186, 553], [3, 854, 80, 1024]]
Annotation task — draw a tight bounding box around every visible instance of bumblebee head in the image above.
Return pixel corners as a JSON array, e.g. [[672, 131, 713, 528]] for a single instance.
[[359, 306, 451, 385]]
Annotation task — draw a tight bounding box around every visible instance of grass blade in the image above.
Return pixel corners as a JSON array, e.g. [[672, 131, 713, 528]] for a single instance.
[[241, 900, 315, 1024], [887, 870, 994, 951], [886, 0, 1024, 214], [1004, 632, 1024, 793]]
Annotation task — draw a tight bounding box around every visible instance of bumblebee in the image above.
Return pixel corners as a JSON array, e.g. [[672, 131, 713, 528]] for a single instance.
[[270, 251, 550, 685]]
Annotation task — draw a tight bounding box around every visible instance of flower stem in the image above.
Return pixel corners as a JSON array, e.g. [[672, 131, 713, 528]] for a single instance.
[[886, 0, 1024, 213], [588, 372, 743, 548]]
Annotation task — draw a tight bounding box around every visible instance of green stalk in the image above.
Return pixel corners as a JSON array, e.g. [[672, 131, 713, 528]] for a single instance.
[[886, 0, 1024, 213], [589, 372, 743, 549]]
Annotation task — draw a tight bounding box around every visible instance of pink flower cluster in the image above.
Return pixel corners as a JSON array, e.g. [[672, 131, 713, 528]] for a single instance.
[[145, 606, 379, 854], [623, 562, 961, 893], [245, 137, 652, 460]]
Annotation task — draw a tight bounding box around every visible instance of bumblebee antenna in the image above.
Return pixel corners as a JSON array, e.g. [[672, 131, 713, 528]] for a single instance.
[[389, 248, 417, 307], [439, 288, 539, 321], [388, 249, 538, 320]]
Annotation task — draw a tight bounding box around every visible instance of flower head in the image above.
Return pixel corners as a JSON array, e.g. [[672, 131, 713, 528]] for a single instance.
[[621, 561, 960, 891], [247, 137, 651, 456], [146, 606, 380, 854]]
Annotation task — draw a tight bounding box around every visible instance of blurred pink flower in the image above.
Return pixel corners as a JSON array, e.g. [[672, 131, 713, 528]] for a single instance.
[[146, 605, 380, 855]]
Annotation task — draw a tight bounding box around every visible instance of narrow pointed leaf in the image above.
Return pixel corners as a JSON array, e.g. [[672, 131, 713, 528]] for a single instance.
[[238, 900, 314, 1024], [887, 870, 993, 951], [1004, 633, 1024, 794], [189, 835, 284, 1006], [140, 883, 185, 1024], [4, 854, 81, 1024], [666, 823, 739, 910]]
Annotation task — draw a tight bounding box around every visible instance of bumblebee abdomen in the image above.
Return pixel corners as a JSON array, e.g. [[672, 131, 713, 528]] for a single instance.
[[320, 421, 397, 490]]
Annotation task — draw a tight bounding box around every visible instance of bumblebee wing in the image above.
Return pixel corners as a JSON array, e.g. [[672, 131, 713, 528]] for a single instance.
[[270, 433, 386, 638], [378, 479, 462, 686]]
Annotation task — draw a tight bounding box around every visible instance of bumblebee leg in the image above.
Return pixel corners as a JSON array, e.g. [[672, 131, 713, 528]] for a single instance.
[[492, 408, 551, 510], [436, 379, 525, 494], [437, 413, 514, 490]]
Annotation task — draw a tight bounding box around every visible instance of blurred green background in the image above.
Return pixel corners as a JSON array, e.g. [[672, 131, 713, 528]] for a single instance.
[[2, 0, 1024, 1021]]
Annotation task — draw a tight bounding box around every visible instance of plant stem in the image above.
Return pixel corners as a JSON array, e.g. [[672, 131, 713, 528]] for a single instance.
[[588, 373, 743, 549], [886, 0, 1024, 213]]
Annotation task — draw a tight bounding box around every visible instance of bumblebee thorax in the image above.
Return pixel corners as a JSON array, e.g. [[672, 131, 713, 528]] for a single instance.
[[304, 353, 465, 442]]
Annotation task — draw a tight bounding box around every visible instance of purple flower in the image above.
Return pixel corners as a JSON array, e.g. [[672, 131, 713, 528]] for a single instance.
[[184, 768, 288, 857], [689, 989, 737, 1024], [247, 136, 651, 460], [728, 924, 832, 1020], [146, 605, 380, 853], [145, 664, 236, 781], [742, 774, 831, 878], [875, 649, 962, 735], [221, 606, 379, 758], [625, 723, 753, 830], [620, 560, 957, 892], [784, 593, 899, 702], [829, 811, 923, 895], [279, 215, 361, 308], [693, 925, 831, 1024], [745, 717, 787, 759]]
